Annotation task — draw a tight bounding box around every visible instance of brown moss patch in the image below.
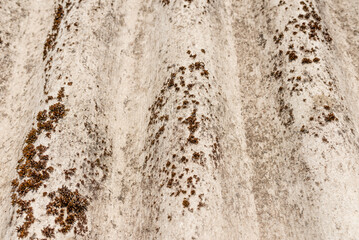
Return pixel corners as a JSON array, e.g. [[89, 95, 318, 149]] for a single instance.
[[49, 102, 66, 121], [36, 110, 48, 122], [42, 225, 55, 238], [43, 4, 64, 60], [187, 134, 199, 144], [37, 120, 54, 132], [57, 87, 65, 101], [64, 168, 76, 180], [36, 144, 48, 155], [182, 199, 190, 208], [23, 144, 36, 160], [11, 178, 19, 189], [46, 186, 89, 235], [161, 0, 170, 6], [12, 195, 35, 239], [325, 112, 338, 122], [288, 51, 298, 62], [25, 128, 38, 144], [302, 58, 312, 64]]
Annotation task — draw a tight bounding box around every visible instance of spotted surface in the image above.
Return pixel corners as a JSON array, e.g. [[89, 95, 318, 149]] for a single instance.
[[1, 0, 359, 239]]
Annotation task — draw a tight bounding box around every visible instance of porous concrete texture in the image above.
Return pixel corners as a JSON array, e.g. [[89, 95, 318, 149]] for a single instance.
[[1, 0, 359, 239]]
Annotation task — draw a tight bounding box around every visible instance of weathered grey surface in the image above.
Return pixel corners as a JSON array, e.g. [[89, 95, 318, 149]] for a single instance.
[[1, 0, 359, 239]]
